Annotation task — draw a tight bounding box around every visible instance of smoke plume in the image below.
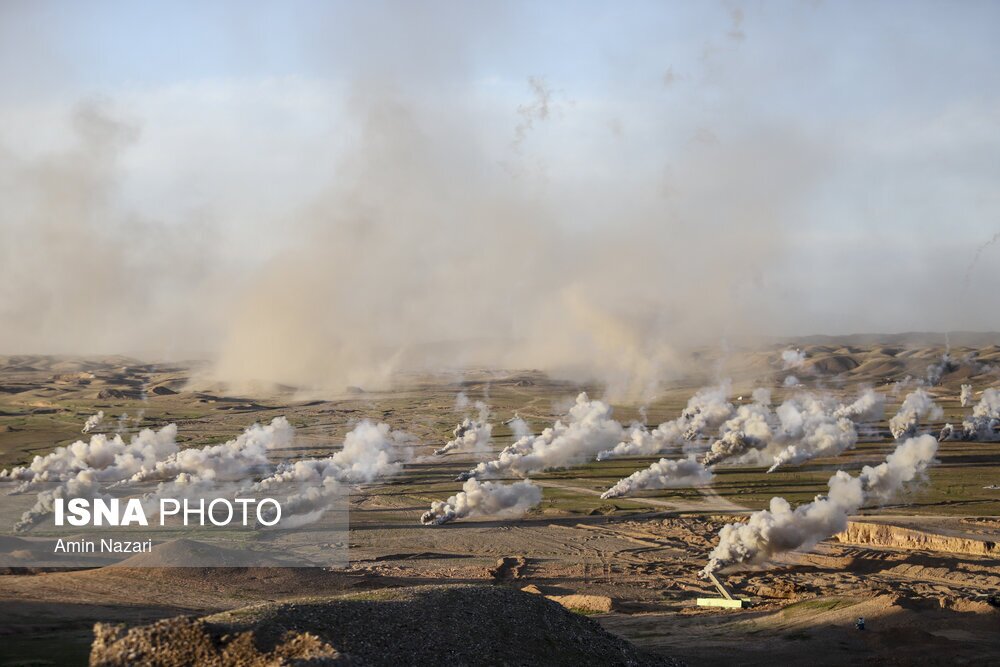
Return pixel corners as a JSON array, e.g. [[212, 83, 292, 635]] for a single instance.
[[5, 424, 180, 532], [435, 400, 492, 455], [82, 411, 105, 434], [960, 384, 974, 408], [942, 387, 1000, 441], [597, 381, 733, 460], [766, 395, 857, 472], [889, 389, 943, 440], [2, 423, 179, 489], [458, 393, 624, 479], [420, 478, 542, 525], [833, 389, 885, 422], [702, 434, 938, 575], [781, 349, 806, 370], [600, 455, 713, 499]]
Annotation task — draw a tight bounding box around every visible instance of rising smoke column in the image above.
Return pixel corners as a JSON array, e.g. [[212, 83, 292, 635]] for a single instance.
[[600, 455, 713, 499], [766, 394, 857, 472], [253, 420, 414, 524], [420, 478, 542, 525], [606, 388, 861, 497], [435, 400, 492, 455], [701, 390, 774, 466], [597, 381, 733, 460], [781, 349, 806, 370], [943, 388, 1000, 441], [699, 389, 857, 471], [458, 393, 624, 480], [701, 434, 939, 576], [833, 389, 885, 422], [82, 410, 104, 433], [889, 389, 943, 440], [926, 354, 958, 386], [960, 384, 974, 407]]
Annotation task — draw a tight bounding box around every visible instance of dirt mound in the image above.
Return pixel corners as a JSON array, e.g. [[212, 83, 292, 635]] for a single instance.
[[488, 555, 528, 580], [89, 585, 674, 666], [835, 521, 998, 557]]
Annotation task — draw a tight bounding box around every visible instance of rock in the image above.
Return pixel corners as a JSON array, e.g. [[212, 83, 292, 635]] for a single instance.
[[89, 585, 675, 666]]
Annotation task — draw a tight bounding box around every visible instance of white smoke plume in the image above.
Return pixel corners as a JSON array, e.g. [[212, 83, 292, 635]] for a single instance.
[[2, 424, 179, 489], [127, 417, 293, 488], [960, 384, 974, 408], [597, 381, 733, 460], [833, 389, 885, 422], [943, 388, 1000, 441], [889, 389, 943, 440], [257, 420, 410, 487], [702, 434, 938, 576], [962, 388, 1000, 440], [600, 455, 713, 499], [781, 349, 806, 370], [697, 390, 856, 472], [7, 424, 180, 532], [766, 395, 857, 472], [459, 393, 624, 480], [420, 478, 542, 525], [82, 410, 105, 433], [252, 420, 413, 524], [926, 354, 957, 386], [783, 375, 801, 388], [435, 400, 492, 455], [702, 400, 774, 467]]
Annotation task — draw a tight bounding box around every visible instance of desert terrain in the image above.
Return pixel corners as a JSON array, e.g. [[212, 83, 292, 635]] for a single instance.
[[1, 336, 999, 665]]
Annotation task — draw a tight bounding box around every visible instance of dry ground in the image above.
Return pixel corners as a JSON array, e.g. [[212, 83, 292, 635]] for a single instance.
[[1, 340, 999, 665]]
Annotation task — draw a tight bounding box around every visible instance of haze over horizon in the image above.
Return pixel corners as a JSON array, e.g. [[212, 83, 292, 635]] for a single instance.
[[1, 0, 999, 396]]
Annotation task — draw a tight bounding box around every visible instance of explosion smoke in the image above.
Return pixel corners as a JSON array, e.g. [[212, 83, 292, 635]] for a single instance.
[[459, 393, 623, 480], [781, 349, 806, 370], [127, 417, 293, 488], [6, 424, 180, 532], [2, 424, 179, 489], [435, 400, 492, 455], [960, 384, 974, 408], [600, 455, 712, 499], [942, 388, 1000, 441], [766, 395, 857, 472], [82, 411, 105, 433], [701, 400, 773, 467], [253, 420, 413, 524], [889, 389, 943, 439], [420, 478, 542, 525], [701, 434, 938, 575], [833, 389, 885, 422], [596, 381, 733, 460], [926, 354, 958, 386]]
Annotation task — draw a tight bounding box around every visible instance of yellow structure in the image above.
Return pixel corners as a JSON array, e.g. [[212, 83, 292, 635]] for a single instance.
[[696, 572, 750, 609]]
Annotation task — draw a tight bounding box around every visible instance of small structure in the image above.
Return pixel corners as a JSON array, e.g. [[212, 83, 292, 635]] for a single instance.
[[696, 572, 749, 609]]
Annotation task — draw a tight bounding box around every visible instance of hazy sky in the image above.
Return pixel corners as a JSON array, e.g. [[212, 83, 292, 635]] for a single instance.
[[1, 1, 998, 390]]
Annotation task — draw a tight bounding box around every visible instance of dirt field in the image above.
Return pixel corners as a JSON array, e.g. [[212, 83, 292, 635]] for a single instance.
[[1, 341, 999, 665]]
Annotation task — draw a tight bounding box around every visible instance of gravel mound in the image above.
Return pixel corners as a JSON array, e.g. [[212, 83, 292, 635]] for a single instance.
[[90, 584, 678, 666]]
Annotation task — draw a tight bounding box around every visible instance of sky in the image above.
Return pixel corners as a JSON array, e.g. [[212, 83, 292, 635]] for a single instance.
[[1, 0, 998, 394]]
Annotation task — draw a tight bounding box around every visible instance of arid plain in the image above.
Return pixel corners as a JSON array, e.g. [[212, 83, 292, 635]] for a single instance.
[[1, 336, 999, 665]]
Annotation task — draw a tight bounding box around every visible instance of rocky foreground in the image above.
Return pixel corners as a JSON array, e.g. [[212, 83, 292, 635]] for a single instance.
[[89, 584, 679, 666]]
